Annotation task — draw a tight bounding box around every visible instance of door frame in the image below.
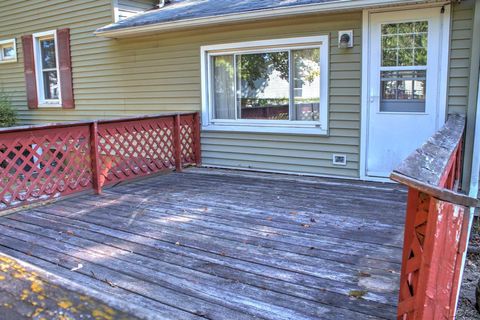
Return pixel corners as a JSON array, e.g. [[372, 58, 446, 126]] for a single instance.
[[359, 4, 451, 181]]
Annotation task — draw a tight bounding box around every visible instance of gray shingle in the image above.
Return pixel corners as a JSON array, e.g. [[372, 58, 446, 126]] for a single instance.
[[97, 0, 341, 33]]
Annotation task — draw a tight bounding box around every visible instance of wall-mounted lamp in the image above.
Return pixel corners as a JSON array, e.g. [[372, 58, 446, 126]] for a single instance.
[[338, 30, 353, 49]]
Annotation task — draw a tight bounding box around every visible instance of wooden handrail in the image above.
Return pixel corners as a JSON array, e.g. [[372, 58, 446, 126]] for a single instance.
[[393, 113, 473, 319], [390, 113, 478, 207], [0, 112, 198, 134], [390, 173, 479, 207]]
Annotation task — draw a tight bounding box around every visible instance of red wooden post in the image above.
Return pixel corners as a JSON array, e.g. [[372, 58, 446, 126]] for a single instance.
[[193, 112, 202, 167], [173, 114, 182, 172], [90, 121, 102, 194]]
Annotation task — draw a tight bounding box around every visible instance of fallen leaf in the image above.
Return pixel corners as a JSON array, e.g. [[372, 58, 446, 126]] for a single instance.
[[358, 271, 371, 277], [301, 224, 311, 228], [348, 290, 367, 299], [266, 217, 273, 221], [66, 230, 74, 236]]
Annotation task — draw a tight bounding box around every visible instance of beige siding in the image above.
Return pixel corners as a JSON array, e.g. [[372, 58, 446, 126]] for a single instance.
[[119, 0, 156, 11], [448, 0, 475, 115], [0, 0, 114, 121], [0, 1, 475, 178], [117, 0, 156, 18]]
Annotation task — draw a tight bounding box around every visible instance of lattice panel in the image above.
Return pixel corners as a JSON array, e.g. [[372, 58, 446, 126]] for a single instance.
[[0, 126, 93, 209], [180, 114, 197, 165], [97, 117, 176, 186], [398, 191, 431, 319]]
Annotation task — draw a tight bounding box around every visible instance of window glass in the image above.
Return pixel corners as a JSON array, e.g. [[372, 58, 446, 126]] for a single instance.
[[2, 46, 14, 59], [380, 21, 427, 113], [380, 70, 426, 112], [40, 38, 56, 69], [293, 48, 320, 121], [212, 55, 235, 120], [381, 21, 428, 67], [236, 51, 290, 120], [208, 41, 326, 125], [43, 71, 59, 100], [37, 36, 59, 101]]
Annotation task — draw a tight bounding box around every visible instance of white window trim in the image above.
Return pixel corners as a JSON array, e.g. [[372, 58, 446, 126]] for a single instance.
[[33, 30, 62, 108], [0, 38, 17, 63], [201, 35, 329, 135]]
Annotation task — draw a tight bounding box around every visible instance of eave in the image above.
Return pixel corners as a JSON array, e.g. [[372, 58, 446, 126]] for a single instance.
[[95, 0, 442, 38]]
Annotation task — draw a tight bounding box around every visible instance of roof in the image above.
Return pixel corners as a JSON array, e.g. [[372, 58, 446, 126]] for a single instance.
[[95, 0, 433, 37]]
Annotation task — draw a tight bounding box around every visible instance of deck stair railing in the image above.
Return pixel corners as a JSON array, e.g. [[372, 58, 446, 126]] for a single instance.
[[391, 114, 479, 319], [0, 112, 201, 211]]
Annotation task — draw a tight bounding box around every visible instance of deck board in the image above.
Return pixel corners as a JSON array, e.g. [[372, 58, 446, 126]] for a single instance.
[[0, 169, 407, 319]]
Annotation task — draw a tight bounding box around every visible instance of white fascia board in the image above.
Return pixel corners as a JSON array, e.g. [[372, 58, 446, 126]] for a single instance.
[[95, 0, 436, 38]]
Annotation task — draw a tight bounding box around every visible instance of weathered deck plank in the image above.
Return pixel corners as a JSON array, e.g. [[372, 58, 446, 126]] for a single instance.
[[0, 169, 406, 319]]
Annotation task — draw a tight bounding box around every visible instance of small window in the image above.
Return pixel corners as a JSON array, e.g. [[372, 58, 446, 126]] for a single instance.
[[0, 39, 17, 63], [380, 21, 428, 113], [33, 31, 61, 106], [202, 36, 329, 134]]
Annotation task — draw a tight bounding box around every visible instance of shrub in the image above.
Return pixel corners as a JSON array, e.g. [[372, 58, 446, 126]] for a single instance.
[[0, 90, 17, 127]]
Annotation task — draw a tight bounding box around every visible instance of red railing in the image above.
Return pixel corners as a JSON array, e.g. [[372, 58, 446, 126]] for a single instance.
[[391, 114, 478, 319], [0, 112, 201, 210]]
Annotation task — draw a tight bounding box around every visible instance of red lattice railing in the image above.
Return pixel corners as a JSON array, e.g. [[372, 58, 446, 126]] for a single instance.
[[391, 114, 478, 319], [0, 112, 201, 210]]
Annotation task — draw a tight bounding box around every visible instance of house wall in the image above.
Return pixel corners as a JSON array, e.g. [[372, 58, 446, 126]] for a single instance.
[[0, 0, 475, 178], [118, 0, 156, 12], [448, 0, 475, 115], [117, 0, 157, 19]]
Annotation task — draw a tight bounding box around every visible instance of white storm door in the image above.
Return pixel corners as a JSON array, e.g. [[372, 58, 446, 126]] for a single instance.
[[366, 8, 446, 178]]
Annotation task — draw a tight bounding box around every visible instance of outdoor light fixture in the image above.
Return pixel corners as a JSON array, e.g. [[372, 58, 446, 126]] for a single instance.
[[338, 30, 353, 49]]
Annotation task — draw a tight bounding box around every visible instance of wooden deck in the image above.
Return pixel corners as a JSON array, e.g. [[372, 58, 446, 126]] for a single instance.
[[0, 169, 407, 319]]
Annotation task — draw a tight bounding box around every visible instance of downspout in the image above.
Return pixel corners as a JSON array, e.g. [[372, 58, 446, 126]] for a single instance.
[[471, 74, 480, 201]]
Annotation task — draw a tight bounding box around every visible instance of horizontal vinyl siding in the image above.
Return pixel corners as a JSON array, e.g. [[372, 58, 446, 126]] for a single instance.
[[118, 0, 156, 11], [0, 0, 114, 122], [0, 2, 474, 178], [194, 13, 363, 178], [448, 0, 475, 115]]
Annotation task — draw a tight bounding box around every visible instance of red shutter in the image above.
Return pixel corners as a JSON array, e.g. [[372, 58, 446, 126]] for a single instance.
[[57, 28, 74, 109], [21, 35, 38, 109]]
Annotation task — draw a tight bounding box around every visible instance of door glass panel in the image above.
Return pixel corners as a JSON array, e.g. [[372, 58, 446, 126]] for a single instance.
[[381, 21, 428, 67], [380, 70, 426, 112], [380, 21, 428, 112]]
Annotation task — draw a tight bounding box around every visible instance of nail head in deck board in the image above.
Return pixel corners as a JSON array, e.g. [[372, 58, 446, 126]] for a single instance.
[[0, 169, 403, 319]]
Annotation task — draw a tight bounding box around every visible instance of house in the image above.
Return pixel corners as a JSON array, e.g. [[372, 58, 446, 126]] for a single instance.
[[0, 1, 479, 318], [0, 0, 479, 186]]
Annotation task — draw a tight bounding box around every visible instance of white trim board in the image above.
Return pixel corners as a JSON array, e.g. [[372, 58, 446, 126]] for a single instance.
[[359, 4, 451, 182]]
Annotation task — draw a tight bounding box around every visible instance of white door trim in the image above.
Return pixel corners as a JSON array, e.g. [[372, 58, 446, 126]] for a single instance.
[[359, 4, 451, 181]]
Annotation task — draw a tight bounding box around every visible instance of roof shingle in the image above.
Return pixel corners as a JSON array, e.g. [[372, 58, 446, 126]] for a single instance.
[[97, 0, 340, 33]]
